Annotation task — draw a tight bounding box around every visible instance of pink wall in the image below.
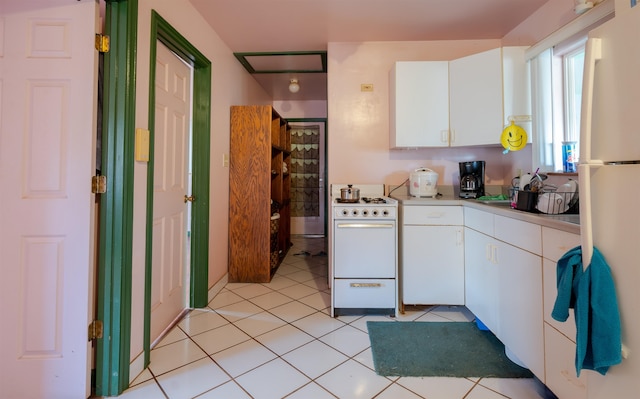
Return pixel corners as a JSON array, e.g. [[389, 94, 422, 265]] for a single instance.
[[326, 40, 530, 193], [130, 0, 271, 371], [324, 0, 582, 194]]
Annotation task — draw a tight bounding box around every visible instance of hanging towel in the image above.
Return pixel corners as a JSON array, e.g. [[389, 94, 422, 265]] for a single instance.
[[552, 246, 622, 376]]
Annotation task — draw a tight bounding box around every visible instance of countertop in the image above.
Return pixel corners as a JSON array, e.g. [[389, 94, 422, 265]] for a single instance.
[[390, 193, 580, 235]]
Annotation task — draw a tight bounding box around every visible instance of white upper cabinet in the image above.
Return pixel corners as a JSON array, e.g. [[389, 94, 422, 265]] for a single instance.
[[449, 48, 503, 146], [390, 47, 530, 148], [390, 61, 450, 148]]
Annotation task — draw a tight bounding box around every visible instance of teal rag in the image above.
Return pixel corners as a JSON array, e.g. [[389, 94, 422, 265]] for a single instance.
[[552, 246, 622, 376]]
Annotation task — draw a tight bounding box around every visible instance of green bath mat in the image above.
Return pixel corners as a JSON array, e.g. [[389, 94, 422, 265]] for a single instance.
[[367, 321, 534, 378]]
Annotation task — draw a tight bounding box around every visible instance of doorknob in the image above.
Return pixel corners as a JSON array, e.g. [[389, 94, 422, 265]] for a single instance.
[[184, 195, 195, 203]]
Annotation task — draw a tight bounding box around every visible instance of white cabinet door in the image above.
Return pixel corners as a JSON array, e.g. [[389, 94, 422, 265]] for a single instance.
[[464, 227, 500, 334], [498, 240, 544, 379], [402, 225, 464, 305], [449, 48, 503, 146], [390, 61, 449, 148], [544, 324, 588, 399], [502, 46, 532, 141]]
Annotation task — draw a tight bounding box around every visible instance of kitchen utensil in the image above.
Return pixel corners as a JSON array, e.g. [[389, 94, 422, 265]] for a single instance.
[[560, 179, 579, 206], [340, 184, 360, 201], [536, 192, 569, 214], [519, 173, 533, 190], [410, 168, 439, 197]]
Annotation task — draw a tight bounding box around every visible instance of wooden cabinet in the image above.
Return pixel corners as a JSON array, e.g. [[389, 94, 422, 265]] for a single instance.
[[229, 105, 291, 282], [389, 61, 449, 148], [390, 47, 530, 148], [400, 206, 464, 306]]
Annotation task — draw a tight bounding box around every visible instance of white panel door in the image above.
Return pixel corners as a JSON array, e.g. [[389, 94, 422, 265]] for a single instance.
[[0, 1, 98, 398], [151, 41, 191, 343]]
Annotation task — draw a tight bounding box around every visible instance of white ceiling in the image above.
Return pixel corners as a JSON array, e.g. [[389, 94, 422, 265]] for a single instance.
[[188, 0, 550, 101]]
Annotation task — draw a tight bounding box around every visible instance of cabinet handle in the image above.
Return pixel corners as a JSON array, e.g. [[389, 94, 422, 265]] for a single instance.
[[492, 245, 499, 264], [350, 283, 382, 288], [485, 243, 492, 261], [456, 230, 463, 246], [440, 130, 449, 144]]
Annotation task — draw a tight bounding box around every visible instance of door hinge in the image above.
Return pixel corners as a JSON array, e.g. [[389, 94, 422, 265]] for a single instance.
[[88, 320, 103, 341], [92, 175, 107, 194], [95, 34, 110, 53]]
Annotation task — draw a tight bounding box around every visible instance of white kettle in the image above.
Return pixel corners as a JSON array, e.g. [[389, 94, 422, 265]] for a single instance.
[[409, 168, 439, 197]]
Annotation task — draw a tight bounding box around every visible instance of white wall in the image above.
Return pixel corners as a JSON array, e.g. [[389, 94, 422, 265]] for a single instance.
[[130, 0, 271, 376]]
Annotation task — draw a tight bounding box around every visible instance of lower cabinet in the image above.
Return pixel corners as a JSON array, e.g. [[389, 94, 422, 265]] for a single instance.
[[401, 206, 464, 306], [542, 227, 587, 398], [418, 205, 587, 395], [464, 207, 544, 380], [497, 239, 544, 379], [544, 323, 588, 399], [464, 227, 500, 333]]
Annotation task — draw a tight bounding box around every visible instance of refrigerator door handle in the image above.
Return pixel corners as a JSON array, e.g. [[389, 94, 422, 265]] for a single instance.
[[578, 164, 596, 269], [579, 37, 603, 165]]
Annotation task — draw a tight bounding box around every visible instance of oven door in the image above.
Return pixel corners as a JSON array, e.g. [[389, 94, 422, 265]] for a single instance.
[[333, 220, 396, 278]]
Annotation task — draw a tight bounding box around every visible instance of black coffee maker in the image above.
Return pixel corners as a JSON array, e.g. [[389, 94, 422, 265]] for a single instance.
[[459, 161, 485, 198]]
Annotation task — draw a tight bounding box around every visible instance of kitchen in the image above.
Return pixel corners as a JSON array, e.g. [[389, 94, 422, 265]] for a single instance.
[[1, 0, 639, 398]]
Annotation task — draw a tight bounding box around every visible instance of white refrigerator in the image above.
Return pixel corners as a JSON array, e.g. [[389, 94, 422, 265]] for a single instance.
[[578, 2, 640, 396]]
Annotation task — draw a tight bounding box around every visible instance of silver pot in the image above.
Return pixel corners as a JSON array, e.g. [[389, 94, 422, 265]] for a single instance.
[[340, 184, 360, 201]]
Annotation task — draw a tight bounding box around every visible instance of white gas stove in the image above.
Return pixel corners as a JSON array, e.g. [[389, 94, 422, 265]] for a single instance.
[[333, 196, 398, 219], [330, 184, 398, 317]]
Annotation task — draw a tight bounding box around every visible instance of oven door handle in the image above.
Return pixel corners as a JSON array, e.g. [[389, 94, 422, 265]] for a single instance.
[[336, 223, 394, 229]]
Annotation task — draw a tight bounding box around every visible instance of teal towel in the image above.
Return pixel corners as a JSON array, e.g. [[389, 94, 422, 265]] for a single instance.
[[552, 246, 622, 376]]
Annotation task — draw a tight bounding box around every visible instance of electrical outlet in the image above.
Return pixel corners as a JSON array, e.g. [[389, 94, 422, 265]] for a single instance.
[[361, 84, 374, 92]]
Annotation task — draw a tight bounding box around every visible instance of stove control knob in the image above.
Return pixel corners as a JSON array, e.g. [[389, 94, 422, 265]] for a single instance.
[[371, 209, 379, 217], [341, 209, 349, 217], [351, 209, 359, 216], [382, 209, 389, 216], [362, 209, 369, 216]]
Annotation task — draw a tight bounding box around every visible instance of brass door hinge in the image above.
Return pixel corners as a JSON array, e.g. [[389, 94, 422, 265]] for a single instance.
[[88, 320, 103, 341], [92, 175, 107, 194], [95, 34, 110, 53]]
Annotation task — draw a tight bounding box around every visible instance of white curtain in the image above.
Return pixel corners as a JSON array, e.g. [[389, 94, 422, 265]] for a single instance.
[[530, 48, 556, 173]]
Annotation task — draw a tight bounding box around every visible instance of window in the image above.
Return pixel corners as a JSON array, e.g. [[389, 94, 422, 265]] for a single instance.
[[531, 37, 586, 173]]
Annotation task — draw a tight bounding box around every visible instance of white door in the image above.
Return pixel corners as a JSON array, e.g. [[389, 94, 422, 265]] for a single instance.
[[0, 1, 98, 398], [150, 41, 192, 343], [290, 122, 325, 236]]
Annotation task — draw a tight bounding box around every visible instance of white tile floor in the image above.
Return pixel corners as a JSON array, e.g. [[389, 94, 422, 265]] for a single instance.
[[113, 236, 556, 399]]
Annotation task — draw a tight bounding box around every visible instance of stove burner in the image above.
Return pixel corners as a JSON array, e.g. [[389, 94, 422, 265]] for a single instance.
[[335, 198, 360, 203], [362, 197, 387, 204]]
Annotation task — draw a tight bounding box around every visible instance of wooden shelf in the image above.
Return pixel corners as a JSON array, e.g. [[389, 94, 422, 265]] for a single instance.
[[229, 105, 291, 282]]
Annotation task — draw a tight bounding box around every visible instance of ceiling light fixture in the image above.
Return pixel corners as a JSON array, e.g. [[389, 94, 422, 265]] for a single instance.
[[289, 78, 300, 93]]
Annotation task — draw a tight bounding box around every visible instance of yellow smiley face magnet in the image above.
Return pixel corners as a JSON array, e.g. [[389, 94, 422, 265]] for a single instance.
[[501, 121, 528, 153]]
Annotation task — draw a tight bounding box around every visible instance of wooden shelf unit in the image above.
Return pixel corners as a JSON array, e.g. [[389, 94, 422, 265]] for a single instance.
[[229, 105, 291, 282]]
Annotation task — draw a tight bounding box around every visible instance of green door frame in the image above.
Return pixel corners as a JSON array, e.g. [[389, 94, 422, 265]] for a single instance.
[[95, 0, 138, 395], [143, 10, 212, 365], [95, 3, 211, 396], [287, 118, 328, 236]]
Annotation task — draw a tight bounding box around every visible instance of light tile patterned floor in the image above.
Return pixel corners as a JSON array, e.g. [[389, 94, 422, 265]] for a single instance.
[[112, 236, 556, 399]]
